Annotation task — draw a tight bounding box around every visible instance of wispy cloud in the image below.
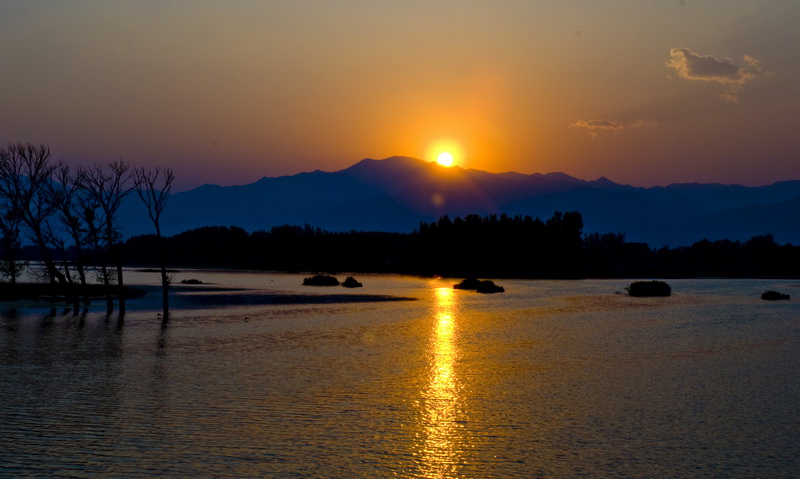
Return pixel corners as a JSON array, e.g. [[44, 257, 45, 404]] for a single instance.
[[742, 54, 762, 72], [629, 119, 658, 129], [666, 47, 760, 102], [571, 118, 658, 137]]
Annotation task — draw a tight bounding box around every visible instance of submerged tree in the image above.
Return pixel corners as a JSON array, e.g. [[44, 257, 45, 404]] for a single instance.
[[48, 164, 98, 309], [0, 143, 66, 286], [134, 167, 174, 322], [78, 161, 135, 315], [50, 165, 89, 287]]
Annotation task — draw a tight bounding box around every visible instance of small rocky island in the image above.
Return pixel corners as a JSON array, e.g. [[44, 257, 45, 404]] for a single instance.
[[454, 278, 505, 294], [342, 276, 363, 288], [761, 290, 790, 300], [626, 280, 672, 297], [302, 274, 340, 286], [302, 274, 364, 288]]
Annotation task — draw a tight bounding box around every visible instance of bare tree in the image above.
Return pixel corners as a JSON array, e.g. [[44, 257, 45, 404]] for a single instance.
[[0, 143, 65, 286], [134, 167, 175, 321], [48, 164, 99, 308], [78, 161, 134, 315], [51, 165, 90, 285]]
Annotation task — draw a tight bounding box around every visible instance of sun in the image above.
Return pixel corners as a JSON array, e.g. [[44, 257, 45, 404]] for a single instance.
[[436, 152, 454, 167], [426, 138, 464, 167]]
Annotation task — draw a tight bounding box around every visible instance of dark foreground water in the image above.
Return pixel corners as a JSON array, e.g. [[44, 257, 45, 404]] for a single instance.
[[2, 272, 799, 478]]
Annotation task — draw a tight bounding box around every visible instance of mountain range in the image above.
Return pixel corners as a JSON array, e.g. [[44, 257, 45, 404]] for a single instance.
[[119, 156, 800, 247]]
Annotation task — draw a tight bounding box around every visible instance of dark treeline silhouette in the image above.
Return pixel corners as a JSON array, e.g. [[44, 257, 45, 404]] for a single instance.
[[406, 212, 584, 278], [124, 225, 407, 273], [577, 232, 800, 278], [121, 212, 800, 278]]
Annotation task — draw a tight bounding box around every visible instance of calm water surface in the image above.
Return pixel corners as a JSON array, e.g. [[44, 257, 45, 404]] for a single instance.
[[1, 272, 799, 478]]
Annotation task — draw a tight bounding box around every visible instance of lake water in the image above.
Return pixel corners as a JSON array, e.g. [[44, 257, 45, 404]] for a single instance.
[[2, 271, 799, 478]]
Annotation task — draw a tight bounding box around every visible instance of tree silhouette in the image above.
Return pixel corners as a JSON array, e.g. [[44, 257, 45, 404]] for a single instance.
[[78, 161, 135, 315], [134, 166, 174, 323], [50, 165, 90, 289], [0, 143, 65, 286]]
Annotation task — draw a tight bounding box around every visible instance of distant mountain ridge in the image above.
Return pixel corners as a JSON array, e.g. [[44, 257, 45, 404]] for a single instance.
[[119, 156, 800, 247]]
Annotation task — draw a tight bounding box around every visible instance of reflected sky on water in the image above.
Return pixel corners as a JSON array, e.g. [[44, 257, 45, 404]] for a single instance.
[[1, 273, 800, 477]]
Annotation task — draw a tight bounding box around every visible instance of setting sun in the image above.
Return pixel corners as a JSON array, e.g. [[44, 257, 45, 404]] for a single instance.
[[427, 138, 464, 168], [436, 152, 454, 167]]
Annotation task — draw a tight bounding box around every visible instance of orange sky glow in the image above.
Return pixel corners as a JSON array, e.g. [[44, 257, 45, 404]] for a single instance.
[[1, 1, 799, 191]]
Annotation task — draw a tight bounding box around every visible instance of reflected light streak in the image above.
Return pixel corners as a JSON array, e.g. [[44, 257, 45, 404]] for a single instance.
[[419, 286, 462, 478]]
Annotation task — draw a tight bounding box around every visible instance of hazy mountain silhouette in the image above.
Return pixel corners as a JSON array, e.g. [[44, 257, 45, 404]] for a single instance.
[[119, 156, 800, 247]]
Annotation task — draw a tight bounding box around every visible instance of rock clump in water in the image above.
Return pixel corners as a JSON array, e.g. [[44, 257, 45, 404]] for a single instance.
[[454, 277, 505, 294], [342, 276, 363, 288], [626, 280, 671, 297], [302, 274, 340, 286], [761, 290, 790, 300]]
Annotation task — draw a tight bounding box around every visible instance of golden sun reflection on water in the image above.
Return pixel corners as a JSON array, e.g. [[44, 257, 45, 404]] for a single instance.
[[419, 285, 463, 478]]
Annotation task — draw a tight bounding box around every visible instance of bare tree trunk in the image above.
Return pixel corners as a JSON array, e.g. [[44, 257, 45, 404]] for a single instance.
[[0, 214, 25, 288], [101, 263, 113, 316], [33, 231, 67, 287], [156, 227, 169, 323], [134, 167, 175, 324], [115, 246, 126, 318]]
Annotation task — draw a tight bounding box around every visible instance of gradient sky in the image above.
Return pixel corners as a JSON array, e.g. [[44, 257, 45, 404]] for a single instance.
[[2, 1, 799, 191]]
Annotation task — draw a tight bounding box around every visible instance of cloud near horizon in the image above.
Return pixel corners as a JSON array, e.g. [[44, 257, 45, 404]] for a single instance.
[[667, 47, 760, 102], [571, 119, 658, 138]]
